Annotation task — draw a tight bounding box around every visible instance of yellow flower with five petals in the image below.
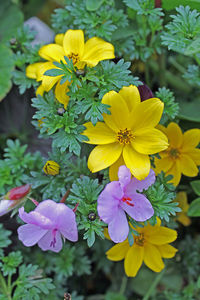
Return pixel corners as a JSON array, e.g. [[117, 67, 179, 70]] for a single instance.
[[26, 29, 115, 108], [82, 85, 168, 180], [154, 122, 200, 186], [106, 218, 177, 277]]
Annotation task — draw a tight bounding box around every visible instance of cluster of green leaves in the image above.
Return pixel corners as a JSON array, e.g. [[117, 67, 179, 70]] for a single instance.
[[183, 64, 200, 87], [188, 180, 200, 217], [155, 87, 179, 124], [145, 172, 181, 222], [161, 6, 200, 58], [0, 139, 42, 194], [0, 224, 55, 300], [52, 0, 128, 42], [68, 176, 106, 247]]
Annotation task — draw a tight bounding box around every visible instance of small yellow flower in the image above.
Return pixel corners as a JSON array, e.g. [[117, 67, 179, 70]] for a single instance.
[[82, 85, 168, 180], [26, 29, 115, 108], [175, 192, 191, 226], [43, 160, 60, 176], [106, 218, 177, 277], [154, 122, 200, 186]]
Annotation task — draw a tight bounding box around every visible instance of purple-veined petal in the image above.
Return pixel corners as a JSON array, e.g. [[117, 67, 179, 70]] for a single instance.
[[19, 207, 54, 229], [118, 165, 131, 189], [38, 230, 63, 253], [97, 181, 122, 223], [55, 204, 78, 242], [125, 169, 155, 194], [120, 193, 154, 222], [18, 224, 48, 246], [108, 208, 129, 243]]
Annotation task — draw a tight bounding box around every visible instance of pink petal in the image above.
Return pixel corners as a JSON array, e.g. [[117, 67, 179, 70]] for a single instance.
[[55, 205, 78, 242], [108, 208, 129, 243], [118, 165, 131, 189], [18, 224, 48, 246], [19, 207, 54, 229], [38, 230, 63, 253], [120, 193, 154, 222], [126, 169, 155, 193], [97, 181, 122, 223]]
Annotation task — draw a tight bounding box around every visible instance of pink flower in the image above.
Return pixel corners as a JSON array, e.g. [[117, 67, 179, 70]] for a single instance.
[[97, 166, 155, 243], [18, 200, 78, 252]]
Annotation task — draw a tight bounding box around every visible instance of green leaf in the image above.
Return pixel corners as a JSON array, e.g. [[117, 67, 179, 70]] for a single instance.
[[1, 251, 23, 276], [105, 292, 127, 300], [84, 227, 95, 247], [44, 69, 66, 77], [178, 99, 200, 122], [0, 44, 15, 100], [86, 0, 104, 11], [185, 37, 200, 55], [190, 180, 200, 196], [162, 0, 200, 11], [188, 197, 200, 217], [0, 1, 23, 43], [0, 224, 11, 249]]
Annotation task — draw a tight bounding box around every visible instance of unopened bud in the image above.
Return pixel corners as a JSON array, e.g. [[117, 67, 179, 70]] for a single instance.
[[7, 184, 31, 200], [88, 212, 96, 221], [43, 160, 60, 176], [57, 108, 65, 116]]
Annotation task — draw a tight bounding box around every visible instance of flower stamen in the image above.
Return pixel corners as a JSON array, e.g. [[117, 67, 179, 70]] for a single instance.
[[50, 228, 58, 248], [121, 196, 134, 207], [117, 128, 133, 145], [68, 53, 80, 65], [169, 148, 180, 159], [135, 233, 145, 246]]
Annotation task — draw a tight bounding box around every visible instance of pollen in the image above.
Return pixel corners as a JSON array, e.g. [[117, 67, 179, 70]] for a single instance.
[[117, 128, 133, 145], [169, 148, 180, 159], [68, 53, 80, 65], [135, 233, 145, 246]]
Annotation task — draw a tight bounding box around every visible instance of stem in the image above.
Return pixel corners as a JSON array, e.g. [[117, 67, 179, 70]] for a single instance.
[[28, 197, 39, 206], [60, 190, 70, 203], [142, 269, 165, 300], [73, 203, 79, 213], [0, 270, 12, 300], [119, 275, 128, 295]]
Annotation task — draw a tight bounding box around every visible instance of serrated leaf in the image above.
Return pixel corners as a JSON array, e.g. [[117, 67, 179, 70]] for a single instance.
[[188, 197, 200, 217], [184, 37, 200, 55], [162, 0, 200, 11], [86, 0, 104, 11]]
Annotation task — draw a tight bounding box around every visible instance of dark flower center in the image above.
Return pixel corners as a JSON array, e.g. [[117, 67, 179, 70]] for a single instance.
[[169, 148, 180, 159], [68, 53, 80, 65], [135, 233, 145, 246], [117, 128, 133, 145]]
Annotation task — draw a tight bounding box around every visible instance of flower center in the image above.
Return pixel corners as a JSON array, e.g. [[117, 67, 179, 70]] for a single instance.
[[68, 53, 80, 65], [135, 233, 145, 246], [117, 128, 133, 145], [121, 196, 134, 207], [169, 148, 180, 159], [50, 228, 58, 248]]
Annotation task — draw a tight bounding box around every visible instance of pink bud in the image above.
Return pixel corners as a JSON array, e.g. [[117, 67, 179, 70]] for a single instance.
[[7, 184, 31, 200]]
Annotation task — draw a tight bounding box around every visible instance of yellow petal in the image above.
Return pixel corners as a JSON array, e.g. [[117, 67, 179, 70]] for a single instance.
[[119, 85, 141, 112], [123, 144, 150, 180], [82, 122, 116, 144], [179, 154, 199, 177], [109, 155, 125, 181], [157, 244, 178, 258], [26, 62, 44, 79], [106, 240, 130, 261], [182, 128, 200, 150], [145, 226, 177, 245], [63, 29, 84, 58], [55, 33, 64, 45], [55, 80, 70, 108], [39, 44, 65, 62], [36, 62, 56, 81], [130, 98, 164, 131], [154, 156, 174, 175], [189, 148, 200, 165], [176, 191, 189, 212], [36, 84, 45, 96], [177, 213, 191, 226], [88, 143, 123, 173], [102, 91, 131, 132], [166, 160, 181, 186], [132, 128, 168, 155], [124, 245, 144, 277], [143, 243, 165, 272], [42, 74, 61, 92], [81, 37, 115, 67], [166, 122, 183, 148]]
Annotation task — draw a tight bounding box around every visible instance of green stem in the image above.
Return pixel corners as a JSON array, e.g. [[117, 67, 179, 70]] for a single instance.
[[119, 275, 128, 295], [142, 270, 165, 300], [0, 270, 12, 300]]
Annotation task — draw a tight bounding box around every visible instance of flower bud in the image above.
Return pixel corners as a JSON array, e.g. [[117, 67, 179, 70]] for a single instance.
[[0, 184, 31, 217], [43, 160, 60, 175], [88, 212, 96, 221]]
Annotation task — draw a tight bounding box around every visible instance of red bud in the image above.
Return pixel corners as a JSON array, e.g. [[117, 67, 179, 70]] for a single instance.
[[8, 184, 31, 200]]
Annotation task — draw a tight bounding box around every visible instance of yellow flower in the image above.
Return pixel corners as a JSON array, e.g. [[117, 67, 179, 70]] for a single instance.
[[82, 85, 168, 180], [175, 191, 191, 226], [26, 29, 115, 108], [106, 218, 177, 277], [43, 160, 60, 176], [154, 122, 200, 186]]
